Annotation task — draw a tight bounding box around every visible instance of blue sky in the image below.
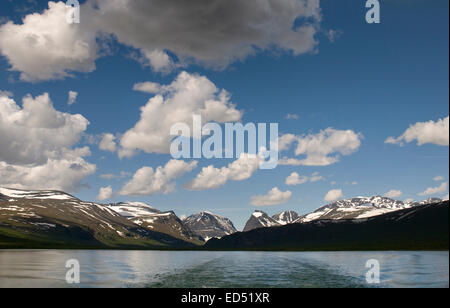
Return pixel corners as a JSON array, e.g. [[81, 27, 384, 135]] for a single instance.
[[0, 0, 448, 230]]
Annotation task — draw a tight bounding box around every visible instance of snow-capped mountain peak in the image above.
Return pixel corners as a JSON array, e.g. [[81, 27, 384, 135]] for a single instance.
[[183, 211, 237, 241], [243, 210, 281, 232], [252, 211, 264, 218], [272, 211, 299, 225]]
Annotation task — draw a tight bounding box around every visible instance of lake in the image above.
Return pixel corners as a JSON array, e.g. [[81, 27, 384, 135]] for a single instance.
[[0, 250, 448, 288]]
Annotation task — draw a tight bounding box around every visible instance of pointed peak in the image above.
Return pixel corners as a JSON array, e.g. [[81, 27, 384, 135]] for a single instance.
[[252, 210, 268, 218]]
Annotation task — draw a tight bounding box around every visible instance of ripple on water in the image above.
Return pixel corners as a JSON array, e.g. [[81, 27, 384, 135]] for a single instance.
[[144, 254, 368, 288]]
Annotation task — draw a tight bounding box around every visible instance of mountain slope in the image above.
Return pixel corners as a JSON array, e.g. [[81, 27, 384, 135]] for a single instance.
[[206, 201, 449, 251], [109, 202, 202, 244], [0, 188, 195, 249], [243, 211, 281, 232], [272, 211, 299, 225], [296, 196, 416, 223], [183, 212, 237, 240]]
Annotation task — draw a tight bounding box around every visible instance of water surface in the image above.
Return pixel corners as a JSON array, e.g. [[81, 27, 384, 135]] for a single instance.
[[0, 250, 447, 288]]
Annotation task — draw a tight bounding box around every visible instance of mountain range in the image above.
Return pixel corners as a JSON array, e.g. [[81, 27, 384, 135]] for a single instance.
[[0, 187, 448, 250], [206, 201, 449, 251], [242, 196, 434, 232], [0, 187, 194, 249]]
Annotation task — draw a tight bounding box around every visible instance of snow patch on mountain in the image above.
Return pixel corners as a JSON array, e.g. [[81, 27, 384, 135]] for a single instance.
[[0, 187, 75, 200], [108, 202, 160, 218]]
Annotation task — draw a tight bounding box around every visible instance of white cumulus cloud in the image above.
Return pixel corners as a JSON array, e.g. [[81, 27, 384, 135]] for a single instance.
[[120, 160, 197, 196], [0, 92, 95, 192], [324, 189, 343, 202], [0, 147, 96, 192], [185, 154, 261, 191], [285, 171, 323, 186], [386, 116, 449, 146], [97, 186, 113, 201], [384, 189, 402, 199], [285, 172, 309, 186], [99, 133, 117, 152], [132, 82, 161, 94], [119, 71, 242, 157], [295, 128, 362, 166], [250, 187, 292, 206], [277, 134, 299, 152], [277, 128, 363, 166], [67, 91, 78, 106], [418, 182, 448, 197], [0, 93, 89, 165], [0, 2, 97, 81]]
